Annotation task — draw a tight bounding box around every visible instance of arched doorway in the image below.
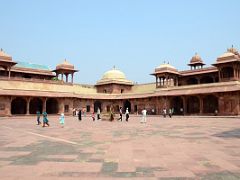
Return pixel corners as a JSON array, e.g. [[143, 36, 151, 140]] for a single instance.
[[94, 101, 102, 112], [46, 98, 58, 114], [187, 78, 198, 85], [203, 95, 218, 113], [11, 97, 27, 115], [29, 98, 43, 114], [171, 96, 183, 115], [187, 96, 200, 114], [200, 76, 214, 84], [124, 100, 131, 112]]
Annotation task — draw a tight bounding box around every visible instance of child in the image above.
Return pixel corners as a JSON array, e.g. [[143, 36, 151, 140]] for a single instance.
[[59, 113, 65, 128]]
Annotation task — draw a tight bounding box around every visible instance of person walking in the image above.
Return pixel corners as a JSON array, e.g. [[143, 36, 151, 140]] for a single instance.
[[97, 108, 101, 120], [163, 108, 167, 118], [125, 108, 129, 122], [59, 113, 65, 128], [168, 108, 172, 118], [118, 107, 123, 121], [110, 107, 114, 121], [42, 111, 50, 127], [92, 111, 95, 121], [78, 108, 82, 121], [141, 108, 147, 123], [36, 110, 41, 125]]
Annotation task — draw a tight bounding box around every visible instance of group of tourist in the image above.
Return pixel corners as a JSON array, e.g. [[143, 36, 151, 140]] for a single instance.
[[162, 108, 174, 118], [36, 110, 50, 127], [35, 106, 177, 127], [117, 107, 129, 122]]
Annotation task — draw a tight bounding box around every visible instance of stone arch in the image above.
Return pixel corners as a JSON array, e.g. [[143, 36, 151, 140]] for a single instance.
[[170, 96, 183, 115], [203, 95, 218, 113], [187, 96, 200, 114], [200, 76, 214, 84], [187, 77, 198, 85], [29, 98, 43, 114], [94, 101, 102, 113], [11, 97, 27, 115], [46, 98, 58, 114], [124, 100, 131, 112]]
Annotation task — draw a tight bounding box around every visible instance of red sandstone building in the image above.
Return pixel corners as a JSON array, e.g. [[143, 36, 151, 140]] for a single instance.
[[0, 47, 240, 116]]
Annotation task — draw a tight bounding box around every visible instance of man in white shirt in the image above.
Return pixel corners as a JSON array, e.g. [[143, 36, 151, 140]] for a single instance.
[[141, 108, 147, 123]]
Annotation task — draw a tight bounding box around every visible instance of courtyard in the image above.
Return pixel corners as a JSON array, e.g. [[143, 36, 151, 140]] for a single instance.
[[0, 115, 240, 180]]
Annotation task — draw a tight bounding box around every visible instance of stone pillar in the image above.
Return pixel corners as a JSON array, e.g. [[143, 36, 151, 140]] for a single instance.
[[42, 98, 47, 113], [59, 98, 64, 114], [71, 73, 74, 83], [218, 96, 224, 115], [26, 97, 30, 115], [199, 96, 203, 114], [218, 69, 221, 82], [66, 74, 69, 83], [61, 73, 63, 81], [182, 96, 187, 115], [6, 96, 12, 116], [8, 67, 11, 79]]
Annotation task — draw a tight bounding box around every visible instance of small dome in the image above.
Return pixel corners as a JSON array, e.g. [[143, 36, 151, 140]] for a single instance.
[[56, 59, 74, 70], [218, 52, 235, 59], [102, 67, 126, 80], [154, 62, 179, 75], [227, 46, 239, 55], [190, 53, 204, 64], [156, 63, 176, 70], [96, 66, 133, 85], [0, 48, 12, 61]]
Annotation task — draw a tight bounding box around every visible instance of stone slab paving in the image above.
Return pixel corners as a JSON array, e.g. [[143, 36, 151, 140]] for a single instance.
[[0, 115, 240, 179]]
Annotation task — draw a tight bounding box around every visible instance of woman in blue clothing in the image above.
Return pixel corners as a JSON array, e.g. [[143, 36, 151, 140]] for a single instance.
[[42, 111, 50, 127]]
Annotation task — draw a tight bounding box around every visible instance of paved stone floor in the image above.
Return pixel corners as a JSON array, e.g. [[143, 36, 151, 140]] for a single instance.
[[0, 115, 240, 180]]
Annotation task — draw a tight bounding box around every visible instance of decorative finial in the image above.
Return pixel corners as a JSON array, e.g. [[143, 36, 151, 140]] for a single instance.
[[167, 61, 169, 64], [0, 48, 2, 52], [232, 45, 234, 48], [113, 65, 116, 69], [64, 58, 67, 62], [195, 52, 198, 55], [163, 60, 165, 64]]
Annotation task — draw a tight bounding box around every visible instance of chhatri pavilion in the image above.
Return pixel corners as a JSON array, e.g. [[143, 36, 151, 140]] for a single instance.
[[0, 47, 240, 116]]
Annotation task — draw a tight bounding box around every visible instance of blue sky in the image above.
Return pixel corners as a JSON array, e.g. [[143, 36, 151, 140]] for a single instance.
[[1, 0, 240, 84]]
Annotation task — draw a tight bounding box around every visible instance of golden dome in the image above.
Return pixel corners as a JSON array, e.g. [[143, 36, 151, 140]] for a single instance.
[[96, 67, 133, 85], [0, 48, 12, 61], [56, 59, 74, 70]]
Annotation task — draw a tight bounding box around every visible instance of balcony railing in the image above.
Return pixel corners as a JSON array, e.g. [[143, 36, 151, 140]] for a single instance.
[[0, 76, 73, 85]]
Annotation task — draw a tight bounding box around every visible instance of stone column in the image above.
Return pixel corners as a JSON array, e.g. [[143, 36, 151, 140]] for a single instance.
[[66, 74, 69, 83], [218, 69, 221, 82], [71, 73, 74, 83], [59, 98, 64, 114], [42, 98, 47, 113], [218, 96, 224, 115], [26, 97, 30, 115], [199, 96, 203, 114], [182, 96, 187, 115], [8, 67, 11, 79]]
